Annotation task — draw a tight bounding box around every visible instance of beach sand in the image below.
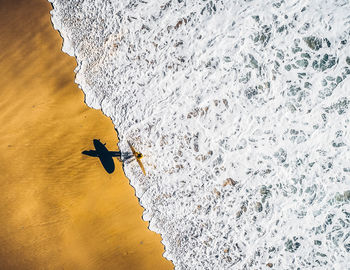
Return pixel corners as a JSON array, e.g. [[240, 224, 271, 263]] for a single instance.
[[0, 0, 173, 269]]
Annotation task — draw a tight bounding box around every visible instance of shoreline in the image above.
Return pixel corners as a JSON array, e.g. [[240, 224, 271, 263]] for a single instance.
[[0, 0, 173, 269], [49, 1, 174, 264]]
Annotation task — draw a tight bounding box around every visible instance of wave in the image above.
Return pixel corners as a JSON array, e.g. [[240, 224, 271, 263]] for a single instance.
[[49, 0, 350, 268]]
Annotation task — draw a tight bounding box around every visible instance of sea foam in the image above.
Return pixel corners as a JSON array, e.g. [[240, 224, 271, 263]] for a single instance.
[[49, 0, 350, 268]]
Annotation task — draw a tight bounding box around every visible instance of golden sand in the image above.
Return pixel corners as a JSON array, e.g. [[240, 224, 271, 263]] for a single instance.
[[0, 0, 173, 269]]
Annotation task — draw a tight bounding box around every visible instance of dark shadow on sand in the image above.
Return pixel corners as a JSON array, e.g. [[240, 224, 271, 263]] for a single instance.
[[82, 139, 132, 174]]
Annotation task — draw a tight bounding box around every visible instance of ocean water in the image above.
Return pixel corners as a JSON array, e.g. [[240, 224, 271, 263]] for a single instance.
[[49, 0, 350, 269]]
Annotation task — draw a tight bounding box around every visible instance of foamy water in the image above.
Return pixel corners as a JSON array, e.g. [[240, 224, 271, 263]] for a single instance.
[[49, 0, 350, 268]]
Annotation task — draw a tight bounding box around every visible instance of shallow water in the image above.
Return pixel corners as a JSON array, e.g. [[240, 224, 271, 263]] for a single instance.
[[49, 0, 350, 269], [0, 0, 172, 269]]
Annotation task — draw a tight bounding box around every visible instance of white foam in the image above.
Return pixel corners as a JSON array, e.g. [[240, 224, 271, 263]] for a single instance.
[[49, 0, 350, 268]]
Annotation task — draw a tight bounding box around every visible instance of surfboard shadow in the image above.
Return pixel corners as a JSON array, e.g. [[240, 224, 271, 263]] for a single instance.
[[82, 139, 131, 174]]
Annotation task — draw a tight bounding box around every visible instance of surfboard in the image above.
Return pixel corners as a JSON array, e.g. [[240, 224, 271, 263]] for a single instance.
[[127, 141, 146, 175]]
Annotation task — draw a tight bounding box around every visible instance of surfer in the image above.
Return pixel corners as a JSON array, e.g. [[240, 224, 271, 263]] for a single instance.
[[82, 139, 146, 175], [128, 141, 146, 175]]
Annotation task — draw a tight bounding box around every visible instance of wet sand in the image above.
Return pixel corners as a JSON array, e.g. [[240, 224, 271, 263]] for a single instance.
[[0, 0, 173, 269]]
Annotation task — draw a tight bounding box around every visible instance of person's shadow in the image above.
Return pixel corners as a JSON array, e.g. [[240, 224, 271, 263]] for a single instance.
[[82, 139, 132, 174]]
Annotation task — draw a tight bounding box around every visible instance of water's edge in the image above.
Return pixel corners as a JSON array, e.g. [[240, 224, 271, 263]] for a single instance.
[[48, 2, 173, 265]]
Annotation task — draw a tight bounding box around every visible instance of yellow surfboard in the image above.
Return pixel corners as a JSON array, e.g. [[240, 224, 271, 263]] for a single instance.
[[128, 141, 146, 175]]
